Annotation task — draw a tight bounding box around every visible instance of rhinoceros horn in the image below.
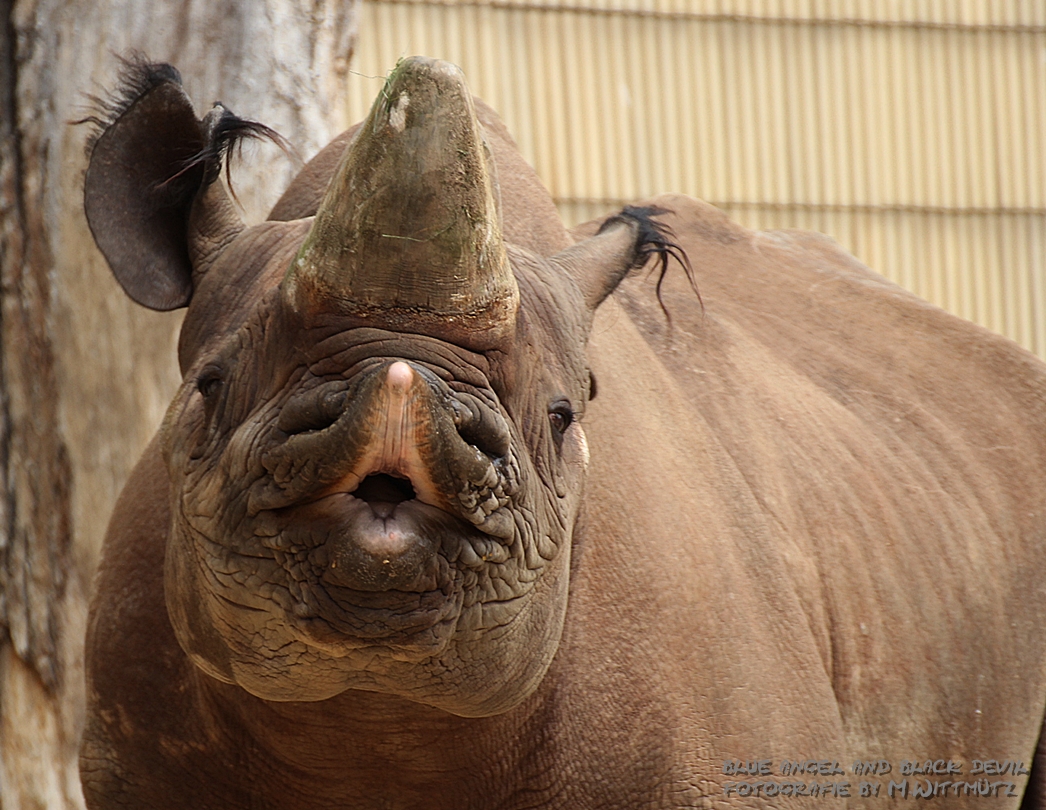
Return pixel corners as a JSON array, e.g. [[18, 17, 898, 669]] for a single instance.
[[286, 57, 518, 347]]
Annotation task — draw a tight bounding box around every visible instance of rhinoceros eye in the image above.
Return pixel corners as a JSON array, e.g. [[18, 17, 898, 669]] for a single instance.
[[548, 398, 574, 435], [196, 366, 224, 400]]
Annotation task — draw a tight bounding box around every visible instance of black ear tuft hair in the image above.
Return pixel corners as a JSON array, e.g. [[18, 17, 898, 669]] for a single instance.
[[552, 204, 698, 314], [177, 104, 295, 195], [598, 206, 700, 319], [78, 53, 289, 200], [77, 54, 184, 157]]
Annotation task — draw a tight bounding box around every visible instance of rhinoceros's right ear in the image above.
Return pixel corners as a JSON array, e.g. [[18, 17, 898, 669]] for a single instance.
[[83, 63, 207, 310], [83, 61, 254, 311], [550, 206, 694, 316]]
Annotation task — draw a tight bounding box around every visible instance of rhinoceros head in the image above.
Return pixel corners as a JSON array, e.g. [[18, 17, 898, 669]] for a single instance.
[[85, 56, 675, 716]]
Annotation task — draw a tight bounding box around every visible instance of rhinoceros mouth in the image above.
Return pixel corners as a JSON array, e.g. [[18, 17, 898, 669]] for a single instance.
[[253, 483, 504, 650], [352, 472, 417, 506]]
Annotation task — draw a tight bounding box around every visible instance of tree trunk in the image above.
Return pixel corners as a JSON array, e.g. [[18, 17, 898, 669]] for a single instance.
[[0, 2, 357, 806]]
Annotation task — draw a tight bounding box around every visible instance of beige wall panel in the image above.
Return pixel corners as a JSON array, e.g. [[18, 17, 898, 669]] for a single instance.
[[699, 19, 729, 201], [364, 0, 1046, 27], [1031, 220, 1046, 356]]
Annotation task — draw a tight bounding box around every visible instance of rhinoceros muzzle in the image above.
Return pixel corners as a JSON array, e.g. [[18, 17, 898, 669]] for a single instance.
[[253, 359, 517, 621], [238, 54, 526, 624]]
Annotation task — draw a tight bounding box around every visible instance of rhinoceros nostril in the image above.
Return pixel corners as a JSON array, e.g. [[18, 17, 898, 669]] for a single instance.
[[278, 388, 347, 435], [451, 395, 511, 458], [353, 473, 416, 504]]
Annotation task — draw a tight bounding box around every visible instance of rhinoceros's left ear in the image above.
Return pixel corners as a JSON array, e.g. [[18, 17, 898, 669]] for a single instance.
[[550, 206, 692, 315]]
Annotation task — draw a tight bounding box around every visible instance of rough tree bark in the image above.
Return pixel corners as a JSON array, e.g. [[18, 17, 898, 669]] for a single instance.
[[0, 2, 358, 806]]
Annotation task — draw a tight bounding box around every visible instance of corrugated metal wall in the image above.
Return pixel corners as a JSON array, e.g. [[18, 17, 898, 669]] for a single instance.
[[344, 0, 1046, 358]]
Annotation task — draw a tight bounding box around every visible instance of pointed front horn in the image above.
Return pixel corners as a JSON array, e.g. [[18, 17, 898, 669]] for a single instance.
[[285, 57, 518, 348]]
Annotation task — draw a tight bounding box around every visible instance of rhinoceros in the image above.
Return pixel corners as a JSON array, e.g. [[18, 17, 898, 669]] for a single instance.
[[80, 56, 1046, 808]]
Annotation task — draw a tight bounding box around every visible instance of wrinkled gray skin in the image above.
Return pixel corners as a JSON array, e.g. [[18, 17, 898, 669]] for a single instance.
[[82, 57, 1046, 808]]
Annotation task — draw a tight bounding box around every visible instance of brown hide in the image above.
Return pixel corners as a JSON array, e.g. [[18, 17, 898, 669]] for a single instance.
[[81, 67, 1046, 808]]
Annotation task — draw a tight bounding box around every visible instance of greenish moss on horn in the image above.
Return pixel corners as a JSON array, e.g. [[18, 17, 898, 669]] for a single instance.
[[285, 56, 518, 348]]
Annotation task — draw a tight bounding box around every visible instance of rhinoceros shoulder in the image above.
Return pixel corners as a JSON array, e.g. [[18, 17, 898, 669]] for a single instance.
[[580, 192, 1046, 770]]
